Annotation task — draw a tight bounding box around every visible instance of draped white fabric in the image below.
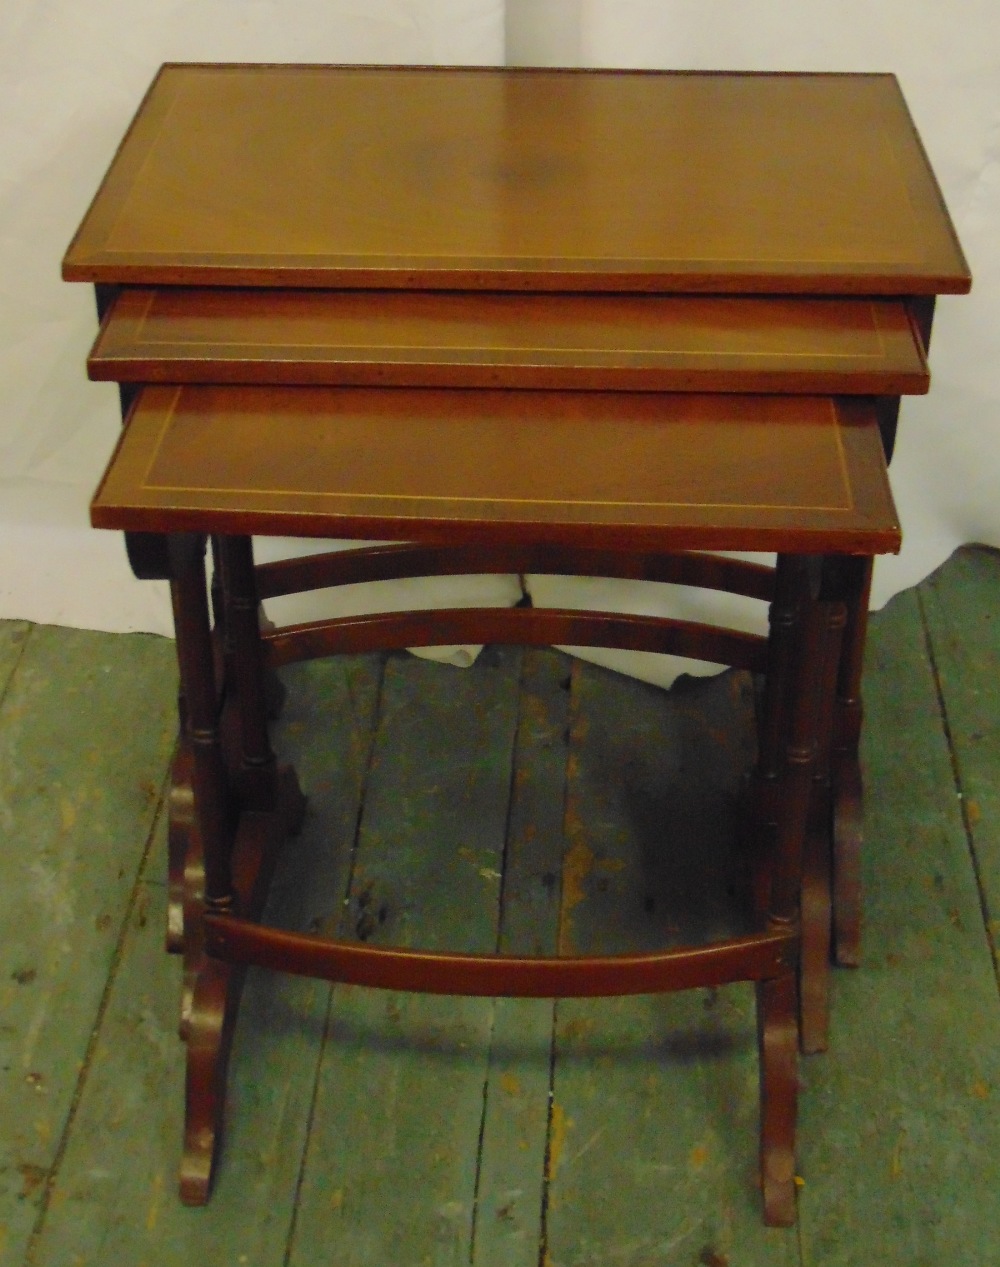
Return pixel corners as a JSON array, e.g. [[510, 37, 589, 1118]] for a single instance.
[[1, 1, 995, 683]]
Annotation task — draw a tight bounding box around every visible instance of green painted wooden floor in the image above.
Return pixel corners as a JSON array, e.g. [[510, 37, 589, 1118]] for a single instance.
[[2, 546, 999, 1267]]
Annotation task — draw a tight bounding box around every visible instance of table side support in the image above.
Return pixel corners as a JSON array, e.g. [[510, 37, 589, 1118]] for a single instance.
[[160, 529, 306, 1205], [831, 298, 935, 966], [757, 554, 836, 1226], [218, 535, 278, 810], [168, 534, 237, 913], [831, 555, 872, 966], [800, 576, 847, 1052], [160, 534, 241, 1204]]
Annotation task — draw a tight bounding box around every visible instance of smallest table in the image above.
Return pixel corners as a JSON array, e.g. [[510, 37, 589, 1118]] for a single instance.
[[92, 382, 899, 1224]]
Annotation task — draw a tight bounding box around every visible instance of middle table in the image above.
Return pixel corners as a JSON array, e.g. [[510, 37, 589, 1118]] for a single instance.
[[89, 276, 931, 979]]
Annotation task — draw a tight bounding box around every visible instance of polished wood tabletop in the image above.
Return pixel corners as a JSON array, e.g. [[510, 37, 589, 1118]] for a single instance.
[[91, 385, 899, 554], [64, 65, 969, 294], [90, 288, 929, 393]]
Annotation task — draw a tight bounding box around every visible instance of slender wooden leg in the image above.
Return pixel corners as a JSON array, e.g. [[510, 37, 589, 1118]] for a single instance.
[[832, 748, 864, 965], [831, 556, 871, 967], [166, 742, 195, 962], [752, 556, 807, 1225], [755, 556, 835, 1225], [747, 555, 801, 918], [181, 954, 243, 1203], [216, 534, 306, 856], [209, 534, 236, 713], [166, 572, 198, 959], [166, 535, 241, 1204], [800, 784, 833, 1052], [123, 531, 304, 1202], [218, 536, 278, 811], [799, 591, 846, 1054], [124, 535, 209, 999], [216, 532, 287, 719], [212, 536, 287, 721], [171, 537, 237, 913], [758, 972, 799, 1226]]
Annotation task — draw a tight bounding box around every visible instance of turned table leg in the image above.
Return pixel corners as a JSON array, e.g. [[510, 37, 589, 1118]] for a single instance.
[[166, 535, 241, 1202], [125, 529, 306, 1202], [172, 534, 305, 1203], [754, 555, 842, 1224], [799, 581, 846, 1054], [218, 536, 278, 810], [830, 555, 872, 968]]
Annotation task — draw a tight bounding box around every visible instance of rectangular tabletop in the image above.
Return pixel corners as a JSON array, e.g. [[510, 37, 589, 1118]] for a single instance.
[[90, 288, 929, 395], [64, 65, 969, 295], [91, 386, 900, 555]]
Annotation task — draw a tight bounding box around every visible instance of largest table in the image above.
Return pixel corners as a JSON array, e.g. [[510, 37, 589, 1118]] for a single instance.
[[63, 64, 969, 1220]]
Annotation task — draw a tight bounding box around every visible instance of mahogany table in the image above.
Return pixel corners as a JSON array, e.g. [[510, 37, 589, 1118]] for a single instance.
[[64, 65, 969, 1224]]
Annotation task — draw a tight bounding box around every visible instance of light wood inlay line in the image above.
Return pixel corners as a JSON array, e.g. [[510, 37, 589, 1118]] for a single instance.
[[128, 340, 887, 361], [136, 389, 855, 516]]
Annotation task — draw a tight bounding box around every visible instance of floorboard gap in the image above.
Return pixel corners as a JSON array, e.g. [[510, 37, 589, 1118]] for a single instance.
[[469, 647, 525, 1265], [537, 999, 559, 1267], [282, 654, 388, 1267], [492, 650, 529, 957], [917, 588, 1000, 992], [468, 1060, 495, 1264], [536, 658, 579, 1267], [0, 621, 34, 711], [23, 762, 173, 1264], [281, 983, 336, 1267]]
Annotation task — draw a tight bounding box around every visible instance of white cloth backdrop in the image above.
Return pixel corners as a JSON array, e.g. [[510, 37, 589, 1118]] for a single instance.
[[1, 0, 996, 684]]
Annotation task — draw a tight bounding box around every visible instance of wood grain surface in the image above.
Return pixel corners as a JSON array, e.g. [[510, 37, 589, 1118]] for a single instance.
[[90, 386, 900, 553], [89, 288, 930, 394], [63, 65, 970, 294]]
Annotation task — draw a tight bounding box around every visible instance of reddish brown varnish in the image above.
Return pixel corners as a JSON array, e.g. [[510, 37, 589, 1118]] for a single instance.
[[64, 66, 969, 294], [64, 63, 969, 1229], [89, 288, 930, 395], [91, 386, 900, 555]]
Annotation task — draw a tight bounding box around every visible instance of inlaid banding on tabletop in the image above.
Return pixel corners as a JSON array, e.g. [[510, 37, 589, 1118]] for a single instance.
[[90, 386, 899, 554], [89, 289, 930, 394], [63, 66, 970, 294]]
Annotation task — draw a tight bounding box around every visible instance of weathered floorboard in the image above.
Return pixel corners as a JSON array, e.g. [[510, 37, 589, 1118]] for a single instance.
[[544, 662, 797, 1266], [473, 650, 570, 1267], [919, 544, 1000, 974], [24, 654, 383, 1267], [287, 649, 522, 1267], [0, 622, 31, 701], [0, 628, 176, 1266], [797, 584, 1000, 1266]]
